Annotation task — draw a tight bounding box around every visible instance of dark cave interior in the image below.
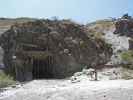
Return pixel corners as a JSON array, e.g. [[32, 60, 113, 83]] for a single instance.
[[32, 56, 54, 79]]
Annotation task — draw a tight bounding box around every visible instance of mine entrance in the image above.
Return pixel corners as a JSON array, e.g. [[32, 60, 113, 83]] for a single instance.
[[32, 56, 54, 79]]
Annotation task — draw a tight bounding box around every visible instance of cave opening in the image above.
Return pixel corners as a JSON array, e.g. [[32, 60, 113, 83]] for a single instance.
[[32, 56, 54, 79]]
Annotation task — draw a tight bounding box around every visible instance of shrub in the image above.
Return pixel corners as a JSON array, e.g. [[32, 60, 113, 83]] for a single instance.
[[92, 32, 105, 39], [120, 50, 133, 69], [122, 64, 133, 70], [121, 50, 133, 63], [120, 67, 133, 80], [0, 70, 15, 88]]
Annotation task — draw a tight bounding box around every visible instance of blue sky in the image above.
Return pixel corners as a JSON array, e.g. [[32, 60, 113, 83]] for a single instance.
[[0, 0, 131, 23]]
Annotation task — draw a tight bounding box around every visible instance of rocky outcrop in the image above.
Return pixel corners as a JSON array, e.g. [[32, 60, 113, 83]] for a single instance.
[[114, 14, 133, 37], [0, 19, 112, 81], [0, 18, 36, 64], [114, 14, 133, 50], [129, 39, 133, 50]]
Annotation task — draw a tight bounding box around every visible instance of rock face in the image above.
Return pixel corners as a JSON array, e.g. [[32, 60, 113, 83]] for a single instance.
[[0, 19, 112, 81], [114, 14, 133, 50], [129, 39, 133, 50], [0, 18, 36, 64], [114, 14, 133, 37]]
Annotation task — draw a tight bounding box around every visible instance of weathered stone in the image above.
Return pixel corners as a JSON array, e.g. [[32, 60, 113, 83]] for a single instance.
[[0, 19, 112, 81], [114, 14, 133, 50], [114, 14, 133, 37]]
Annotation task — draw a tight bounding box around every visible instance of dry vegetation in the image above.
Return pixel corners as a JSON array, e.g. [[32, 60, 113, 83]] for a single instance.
[[0, 70, 15, 88], [86, 20, 115, 39], [120, 67, 133, 80]]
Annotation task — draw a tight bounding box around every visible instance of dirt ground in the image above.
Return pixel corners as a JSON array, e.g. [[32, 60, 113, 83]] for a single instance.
[[0, 78, 133, 100]]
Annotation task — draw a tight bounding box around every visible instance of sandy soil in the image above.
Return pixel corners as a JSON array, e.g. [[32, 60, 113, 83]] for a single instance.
[[0, 79, 133, 100]]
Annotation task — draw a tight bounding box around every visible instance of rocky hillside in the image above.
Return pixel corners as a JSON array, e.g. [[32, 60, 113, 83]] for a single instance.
[[0, 19, 112, 80], [114, 14, 133, 50], [1, 15, 133, 100], [0, 15, 132, 68], [0, 18, 35, 35], [0, 18, 35, 64], [86, 17, 131, 65]]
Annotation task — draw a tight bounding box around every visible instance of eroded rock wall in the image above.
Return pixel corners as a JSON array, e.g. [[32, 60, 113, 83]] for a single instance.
[[0, 19, 112, 81]]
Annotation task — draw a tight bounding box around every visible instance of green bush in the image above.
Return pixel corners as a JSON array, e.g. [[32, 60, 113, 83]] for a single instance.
[[121, 50, 133, 63], [120, 50, 133, 69], [0, 71, 15, 88]]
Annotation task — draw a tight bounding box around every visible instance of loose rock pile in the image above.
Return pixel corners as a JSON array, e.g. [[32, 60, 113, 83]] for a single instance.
[[70, 68, 95, 83]]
